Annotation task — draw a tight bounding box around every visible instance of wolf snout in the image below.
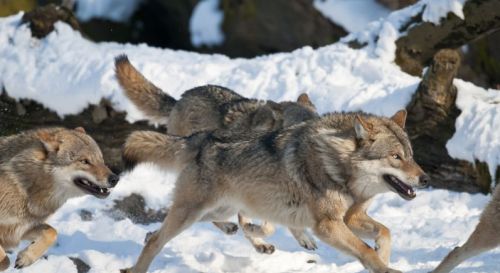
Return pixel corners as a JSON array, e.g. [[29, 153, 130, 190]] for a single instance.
[[108, 174, 120, 187], [418, 174, 430, 187]]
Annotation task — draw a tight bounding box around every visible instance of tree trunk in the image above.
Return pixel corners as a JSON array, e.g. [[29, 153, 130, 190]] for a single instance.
[[406, 49, 495, 193], [395, 0, 500, 76]]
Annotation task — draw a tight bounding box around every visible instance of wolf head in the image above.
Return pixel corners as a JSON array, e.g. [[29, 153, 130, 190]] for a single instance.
[[37, 127, 119, 200], [349, 110, 429, 200]]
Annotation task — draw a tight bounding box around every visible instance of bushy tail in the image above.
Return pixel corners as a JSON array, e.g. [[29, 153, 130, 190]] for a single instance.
[[115, 55, 176, 124], [123, 131, 193, 171]]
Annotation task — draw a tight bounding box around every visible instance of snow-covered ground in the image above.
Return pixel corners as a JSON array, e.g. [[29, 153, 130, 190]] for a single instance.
[[3, 164, 499, 273], [0, 0, 499, 272]]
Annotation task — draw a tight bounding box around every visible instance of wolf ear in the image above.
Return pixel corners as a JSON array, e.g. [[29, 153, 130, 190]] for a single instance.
[[37, 131, 60, 153], [74, 127, 86, 134], [296, 93, 316, 110], [390, 109, 407, 128], [354, 115, 373, 140]]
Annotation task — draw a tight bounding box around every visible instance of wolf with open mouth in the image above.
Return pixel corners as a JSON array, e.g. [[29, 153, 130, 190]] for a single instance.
[[121, 109, 429, 273], [0, 127, 118, 270]]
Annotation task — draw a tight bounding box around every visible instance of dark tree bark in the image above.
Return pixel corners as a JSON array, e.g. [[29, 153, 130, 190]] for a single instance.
[[396, 0, 500, 76], [406, 49, 497, 193]]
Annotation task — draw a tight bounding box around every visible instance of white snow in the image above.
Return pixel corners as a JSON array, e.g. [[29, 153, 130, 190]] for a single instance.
[[421, 0, 467, 25], [190, 0, 225, 47], [74, 0, 142, 23], [3, 164, 499, 273], [0, 0, 499, 271], [313, 0, 390, 33], [447, 79, 500, 179], [0, 13, 419, 122]]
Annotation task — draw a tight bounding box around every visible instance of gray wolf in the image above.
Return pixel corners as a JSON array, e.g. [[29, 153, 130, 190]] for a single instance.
[[0, 127, 119, 270], [121, 109, 429, 273], [115, 54, 319, 253], [432, 184, 500, 273]]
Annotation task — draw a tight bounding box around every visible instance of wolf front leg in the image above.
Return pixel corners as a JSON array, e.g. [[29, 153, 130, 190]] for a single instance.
[[122, 203, 204, 273], [0, 244, 10, 271], [15, 224, 57, 269], [238, 214, 276, 254], [345, 205, 391, 265], [314, 219, 401, 273]]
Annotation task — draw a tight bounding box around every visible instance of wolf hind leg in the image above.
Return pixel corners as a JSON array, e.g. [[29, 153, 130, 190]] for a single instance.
[[0, 245, 10, 271], [213, 222, 239, 235], [238, 214, 276, 254], [15, 224, 57, 269], [432, 220, 499, 273], [290, 228, 317, 250]]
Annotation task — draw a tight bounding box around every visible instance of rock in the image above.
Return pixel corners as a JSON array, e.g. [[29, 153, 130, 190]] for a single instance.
[[79, 209, 93, 221], [218, 0, 347, 57], [109, 194, 168, 225], [21, 4, 81, 39], [69, 257, 90, 273]]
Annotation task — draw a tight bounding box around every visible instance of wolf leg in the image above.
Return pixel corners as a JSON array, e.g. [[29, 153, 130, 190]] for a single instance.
[[212, 222, 239, 235], [122, 202, 204, 273], [122, 165, 213, 273], [0, 245, 10, 271], [432, 220, 499, 273], [314, 219, 401, 273], [290, 228, 317, 250], [15, 224, 57, 269], [345, 212, 391, 265], [238, 214, 276, 254]]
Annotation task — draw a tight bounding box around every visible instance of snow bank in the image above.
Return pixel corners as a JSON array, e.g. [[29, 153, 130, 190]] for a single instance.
[[344, 0, 469, 61], [447, 80, 500, 178], [190, 0, 225, 47], [4, 163, 498, 273], [313, 0, 390, 33], [0, 13, 420, 123], [74, 0, 143, 23]]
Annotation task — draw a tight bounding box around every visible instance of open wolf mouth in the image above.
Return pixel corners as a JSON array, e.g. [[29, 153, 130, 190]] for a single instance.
[[74, 177, 111, 198], [383, 174, 416, 200]]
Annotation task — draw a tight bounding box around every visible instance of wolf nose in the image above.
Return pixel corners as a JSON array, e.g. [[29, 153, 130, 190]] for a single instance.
[[419, 174, 430, 187], [108, 174, 120, 187]]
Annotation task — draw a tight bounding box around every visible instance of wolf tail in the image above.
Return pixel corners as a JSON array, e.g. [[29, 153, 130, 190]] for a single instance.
[[123, 131, 195, 171], [115, 55, 177, 124]]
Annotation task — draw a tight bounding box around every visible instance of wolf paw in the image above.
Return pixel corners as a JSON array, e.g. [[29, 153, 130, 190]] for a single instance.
[[0, 256, 10, 271], [14, 252, 36, 269], [219, 222, 239, 235], [296, 234, 317, 250], [254, 243, 275, 254], [120, 269, 132, 273]]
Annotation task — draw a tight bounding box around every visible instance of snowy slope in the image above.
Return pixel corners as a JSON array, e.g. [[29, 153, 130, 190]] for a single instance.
[[0, 0, 499, 272]]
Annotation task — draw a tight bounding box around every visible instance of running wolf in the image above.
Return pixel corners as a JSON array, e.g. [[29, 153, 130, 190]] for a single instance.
[[115, 54, 319, 253], [121, 110, 430, 273], [0, 127, 119, 270], [432, 184, 500, 273]]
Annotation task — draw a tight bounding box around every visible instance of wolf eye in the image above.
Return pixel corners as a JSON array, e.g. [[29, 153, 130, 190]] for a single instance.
[[392, 154, 402, 160], [80, 159, 90, 165]]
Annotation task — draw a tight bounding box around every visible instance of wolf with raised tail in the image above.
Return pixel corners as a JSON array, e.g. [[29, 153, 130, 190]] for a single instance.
[[115, 54, 319, 253], [0, 127, 119, 270], [121, 110, 429, 273]]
